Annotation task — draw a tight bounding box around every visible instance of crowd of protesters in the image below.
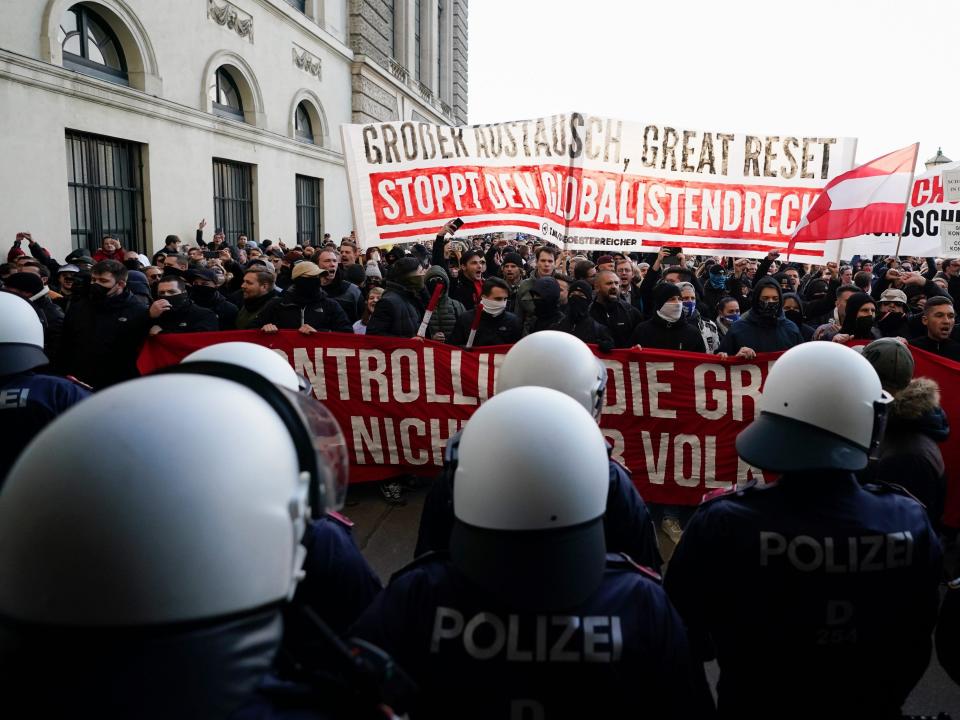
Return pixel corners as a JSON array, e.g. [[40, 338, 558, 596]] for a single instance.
[[3, 218, 960, 718], [4, 221, 958, 512]]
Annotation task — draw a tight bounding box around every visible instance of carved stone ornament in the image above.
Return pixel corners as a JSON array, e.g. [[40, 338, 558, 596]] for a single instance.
[[292, 45, 321, 80], [208, 0, 254, 42]]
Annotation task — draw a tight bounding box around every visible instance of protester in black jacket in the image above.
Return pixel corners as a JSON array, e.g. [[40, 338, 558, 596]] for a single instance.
[[147, 277, 219, 335], [589, 270, 643, 348], [550, 280, 614, 350], [366, 257, 428, 338], [58, 260, 149, 389], [718, 277, 804, 357], [527, 276, 565, 334], [449, 278, 522, 347], [187, 269, 237, 330], [3, 272, 64, 363], [631, 283, 706, 352], [781, 292, 815, 342], [910, 297, 960, 362], [257, 262, 352, 334]]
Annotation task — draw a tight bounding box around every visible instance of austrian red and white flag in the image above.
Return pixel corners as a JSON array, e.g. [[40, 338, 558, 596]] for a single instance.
[[787, 143, 919, 256]]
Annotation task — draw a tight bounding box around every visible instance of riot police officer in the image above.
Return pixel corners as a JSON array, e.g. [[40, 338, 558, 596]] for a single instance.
[[415, 330, 662, 570], [180, 343, 382, 660], [352, 386, 712, 719], [0, 366, 394, 719], [0, 292, 89, 484], [665, 341, 941, 719]]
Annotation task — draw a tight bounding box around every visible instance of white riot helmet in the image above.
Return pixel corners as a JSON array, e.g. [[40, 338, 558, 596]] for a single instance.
[[176, 346, 348, 515], [451, 386, 610, 610], [183, 341, 302, 392], [497, 330, 607, 419], [736, 342, 893, 472], [0, 373, 315, 625], [0, 292, 47, 375]]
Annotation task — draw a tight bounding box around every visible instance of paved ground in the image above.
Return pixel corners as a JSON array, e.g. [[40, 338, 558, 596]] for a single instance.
[[345, 482, 960, 716]]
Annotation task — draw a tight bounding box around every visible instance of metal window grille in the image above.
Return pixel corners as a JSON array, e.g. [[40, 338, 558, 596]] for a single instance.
[[213, 158, 254, 243], [295, 174, 323, 246], [65, 130, 144, 253]]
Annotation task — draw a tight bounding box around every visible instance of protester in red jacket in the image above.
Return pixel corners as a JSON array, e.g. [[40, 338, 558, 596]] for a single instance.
[[92, 236, 125, 263]]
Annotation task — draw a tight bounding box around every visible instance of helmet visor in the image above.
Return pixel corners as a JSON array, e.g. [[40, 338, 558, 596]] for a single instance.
[[285, 390, 350, 512]]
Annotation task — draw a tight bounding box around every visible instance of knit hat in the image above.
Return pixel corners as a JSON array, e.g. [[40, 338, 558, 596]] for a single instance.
[[861, 338, 914, 392], [501, 252, 524, 268], [345, 263, 366, 287], [652, 282, 681, 309], [596, 255, 614, 266], [365, 260, 383, 280], [4, 272, 44, 296], [389, 256, 421, 280], [291, 261, 323, 280]]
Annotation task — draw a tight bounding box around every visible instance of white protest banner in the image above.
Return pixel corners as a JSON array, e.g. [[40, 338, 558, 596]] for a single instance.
[[342, 113, 856, 259], [945, 168, 960, 203], [823, 160, 960, 260], [942, 221, 960, 257]]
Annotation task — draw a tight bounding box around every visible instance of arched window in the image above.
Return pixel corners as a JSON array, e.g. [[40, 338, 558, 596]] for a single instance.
[[208, 67, 244, 121], [58, 4, 128, 84], [294, 102, 314, 144]]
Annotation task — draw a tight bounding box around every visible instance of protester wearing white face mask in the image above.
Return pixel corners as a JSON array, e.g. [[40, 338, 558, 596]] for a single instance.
[[449, 277, 522, 347], [630, 282, 707, 352]]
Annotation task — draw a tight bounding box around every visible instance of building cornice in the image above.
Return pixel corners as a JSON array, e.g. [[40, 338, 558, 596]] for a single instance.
[[247, 0, 353, 61], [0, 49, 345, 166], [351, 53, 453, 125]]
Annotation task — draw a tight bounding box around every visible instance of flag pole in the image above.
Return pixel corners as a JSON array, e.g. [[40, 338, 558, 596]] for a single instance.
[[892, 143, 920, 259]]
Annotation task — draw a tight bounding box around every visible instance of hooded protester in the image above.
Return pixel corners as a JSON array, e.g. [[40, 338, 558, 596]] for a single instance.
[[549, 280, 615, 350], [781, 292, 815, 342], [702, 263, 731, 318], [527, 276, 565, 333], [860, 338, 949, 532], [836, 292, 882, 342], [256, 262, 352, 334], [3, 272, 63, 363], [875, 288, 912, 339], [630, 283, 707, 352], [365, 257, 428, 338], [124, 270, 153, 307], [424, 265, 465, 342], [718, 277, 804, 356]]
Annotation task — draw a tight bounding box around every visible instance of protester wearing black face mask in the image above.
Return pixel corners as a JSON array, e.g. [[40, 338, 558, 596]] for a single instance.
[[875, 288, 912, 338], [187, 269, 238, 330], [365, 257, 429, 338], [58, 260, 150, 389], [258, 261, 353, 335], [834, 292, 882, 343], [147, 277, 218, 336], [781, 292, 814, 341], [549, 280, 614, 350], [719, 276, 804, 358], [528, 276, 565, 333]]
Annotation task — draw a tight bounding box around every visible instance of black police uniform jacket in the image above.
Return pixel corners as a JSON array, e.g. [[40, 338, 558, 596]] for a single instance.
[[58, 291, 150, 389], [665, 472, 941, 719], [350, 552, 710, 719]]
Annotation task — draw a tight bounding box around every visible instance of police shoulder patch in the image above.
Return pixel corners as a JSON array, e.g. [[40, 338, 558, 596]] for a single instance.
[[606, 552, 662, 583], [863, 481, 926, 507], [699, 479, 759, 505], [390, 550, 449, 583]]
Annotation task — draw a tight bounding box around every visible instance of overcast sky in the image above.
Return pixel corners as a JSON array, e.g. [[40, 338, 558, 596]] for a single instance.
[[468, 0, 957, 172]]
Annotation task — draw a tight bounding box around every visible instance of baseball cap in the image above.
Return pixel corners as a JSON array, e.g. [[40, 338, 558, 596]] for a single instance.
[[879, 288, 908, 306], [291, 262, 325, 280]]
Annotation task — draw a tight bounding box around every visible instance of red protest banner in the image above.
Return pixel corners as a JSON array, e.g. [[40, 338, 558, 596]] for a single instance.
[[138, 331, 960, 521]]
